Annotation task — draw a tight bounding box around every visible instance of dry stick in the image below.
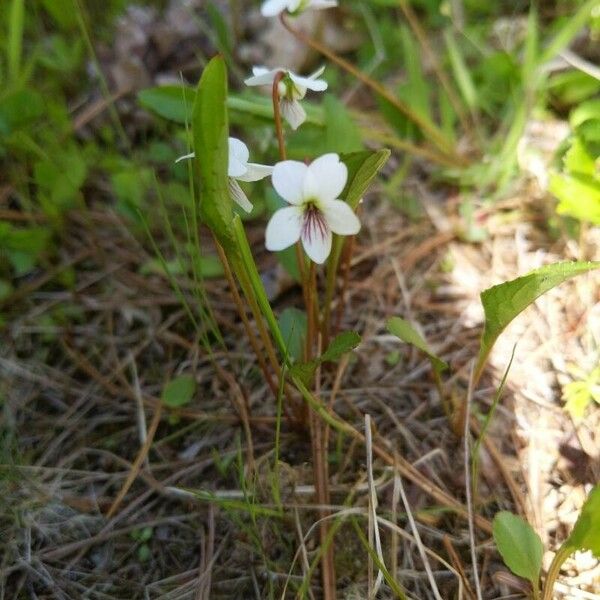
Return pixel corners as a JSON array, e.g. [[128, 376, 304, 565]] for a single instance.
[[279, 15, 464, 165], [442, 535, 477, 600], [464, 363, 484, 600], [396, 0, 473, 136], [215, 240, 278, 397], [106, 402, 163, 519]]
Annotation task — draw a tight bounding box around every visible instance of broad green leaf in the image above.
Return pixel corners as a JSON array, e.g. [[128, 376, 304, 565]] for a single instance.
[[476, 262, 600, 379], [324, 95, 362, 153], [192, 56, 235, 248], [321, 331, 361, 362], [386, 317, 448, 375], [493, 511, 543, 585], [550, 172, 600, 225], [564, 485, 600, 557], [138, 86, 195, 123], [278, 307, 307, 364], [570, 98, 600, 130], [564, 136, 597, 177], [161, 374, 196, 408]]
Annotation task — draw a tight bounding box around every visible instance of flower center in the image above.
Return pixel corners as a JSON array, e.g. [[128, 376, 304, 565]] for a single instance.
[[301, 202, 328, 243]]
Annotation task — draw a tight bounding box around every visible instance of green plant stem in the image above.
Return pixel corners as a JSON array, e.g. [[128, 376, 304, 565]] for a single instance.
[[279, 14, 460, 162], [541, 545, 572, 600], [215, 240, 279, 397]]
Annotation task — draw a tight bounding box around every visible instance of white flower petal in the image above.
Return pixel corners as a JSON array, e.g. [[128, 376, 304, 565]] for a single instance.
[[308, 0, 338, 10], [235, 162, 274, 182], [304, 153, 347, 201], [260, 0, 291, 16], [227, 138, 249, 178], [321, 199, 360, 235], [245, 67, 280, 86], [272, 160, 308, 205], [229, 137, 249, 165], [265, 206, 303, 251], [228, 178, 253, 213], [289, 72, 327, 92], [302, 219, 332, 264], [280, 99, 306, 130], [175, 152, 195, 163]]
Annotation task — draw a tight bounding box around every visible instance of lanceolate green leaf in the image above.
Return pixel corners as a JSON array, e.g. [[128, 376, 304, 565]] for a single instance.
[[340, 149, 391, 210], [386, 317, 448, 375], [564, 485, 600, 557], [475, 261, 600, 381], [493, 511, 543, 586], [192, 56, 234, 248]]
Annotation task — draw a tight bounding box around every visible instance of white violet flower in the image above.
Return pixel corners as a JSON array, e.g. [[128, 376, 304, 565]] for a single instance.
[[265, 153, 360, 264], [244, 66, 327, 130], [176, 137, 273, 213], [261, 0, 338, 17]]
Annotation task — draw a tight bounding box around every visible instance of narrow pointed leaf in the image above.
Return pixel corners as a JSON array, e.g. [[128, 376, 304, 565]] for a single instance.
[[476, 262, 600, 378], [387, 317, 448, 375], [564, 485, 600, 557], [192, 56, 235, 248]]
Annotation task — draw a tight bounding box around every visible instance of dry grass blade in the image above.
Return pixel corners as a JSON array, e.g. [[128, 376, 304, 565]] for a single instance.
[[106, 403, 162, 519]]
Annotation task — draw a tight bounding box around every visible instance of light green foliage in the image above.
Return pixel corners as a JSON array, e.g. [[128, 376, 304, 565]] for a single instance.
[[493, 511, 544, 586], [562, 364, 600, 419], [137, 86, 196, 123], [323, 95, 362, 153], [161, 375, 196, 408], [549, 120, 600, 226], [476, 262, 600, 379], [386, 316, 448, 375], [564, 485, 600, 557], [191, 56, 235, 249]]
